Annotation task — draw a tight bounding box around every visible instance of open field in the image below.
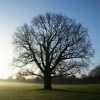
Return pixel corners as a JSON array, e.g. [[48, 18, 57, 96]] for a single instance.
[[0, 82, 99, 100]]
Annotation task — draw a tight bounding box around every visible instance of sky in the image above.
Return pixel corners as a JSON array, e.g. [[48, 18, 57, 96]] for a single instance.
[[0, 0, 100, 78]]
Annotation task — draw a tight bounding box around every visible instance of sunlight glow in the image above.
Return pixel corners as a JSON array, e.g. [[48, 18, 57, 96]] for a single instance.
[[0, 40, 13, 79]]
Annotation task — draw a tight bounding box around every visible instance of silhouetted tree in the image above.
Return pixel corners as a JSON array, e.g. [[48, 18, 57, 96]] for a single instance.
[[12, 13, 94, 90]]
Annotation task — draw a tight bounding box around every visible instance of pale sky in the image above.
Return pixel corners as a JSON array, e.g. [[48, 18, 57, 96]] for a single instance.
[[0, 0, 100, 78]]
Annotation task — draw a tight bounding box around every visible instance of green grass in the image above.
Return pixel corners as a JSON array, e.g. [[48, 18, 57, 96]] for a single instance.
[[0, 82, 99, 100]]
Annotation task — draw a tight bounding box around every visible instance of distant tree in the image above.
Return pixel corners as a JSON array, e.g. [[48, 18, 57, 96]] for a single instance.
[[16, 72, 26, 81], [12, 13, 94, 90], [81, 74, 87, 79], [68, 75, 77, 79], [89, 65, 100, 78], [7, 76, 13, 80]]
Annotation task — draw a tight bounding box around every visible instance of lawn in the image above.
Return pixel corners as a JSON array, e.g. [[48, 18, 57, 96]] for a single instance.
[[0, 82, 99, 100]]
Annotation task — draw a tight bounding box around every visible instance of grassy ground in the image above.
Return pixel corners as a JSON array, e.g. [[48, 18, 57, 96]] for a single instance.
[[0, 82, 99, 100]]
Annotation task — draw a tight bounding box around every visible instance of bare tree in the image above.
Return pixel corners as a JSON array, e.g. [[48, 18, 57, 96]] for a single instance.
[[12, 13, 94, 90]]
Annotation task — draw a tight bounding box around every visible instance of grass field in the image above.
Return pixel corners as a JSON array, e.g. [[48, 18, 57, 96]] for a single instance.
[[0, 82, 99, 100]]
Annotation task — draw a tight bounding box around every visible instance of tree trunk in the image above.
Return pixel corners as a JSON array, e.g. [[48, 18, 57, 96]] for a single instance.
[[43, 73, 52, 90]]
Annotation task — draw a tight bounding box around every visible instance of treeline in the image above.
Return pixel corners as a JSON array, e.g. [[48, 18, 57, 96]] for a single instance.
[[52, 76, 100, 84], [52, 64, 100, 84], [6, 75, 100, 84], [6, 65, 100, 84]]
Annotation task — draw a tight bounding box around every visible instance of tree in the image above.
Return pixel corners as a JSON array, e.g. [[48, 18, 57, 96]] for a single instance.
[[16, 72, 26, 81], [89, 65, 100, 78], [7, 76, 13, 80], [12, 13, 94, 90], [81, 74, 87, 79]]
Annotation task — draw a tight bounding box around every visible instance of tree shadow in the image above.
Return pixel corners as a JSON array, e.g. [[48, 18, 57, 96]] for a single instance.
[[33, 88, 100, 95], [52, 89, 100, 95]]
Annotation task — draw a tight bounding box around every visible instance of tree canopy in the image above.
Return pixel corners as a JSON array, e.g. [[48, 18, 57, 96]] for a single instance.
[[13, 13, 94, 89]]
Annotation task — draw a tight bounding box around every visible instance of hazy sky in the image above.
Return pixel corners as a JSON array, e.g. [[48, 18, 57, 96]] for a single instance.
[[0, 0, 100, 78]]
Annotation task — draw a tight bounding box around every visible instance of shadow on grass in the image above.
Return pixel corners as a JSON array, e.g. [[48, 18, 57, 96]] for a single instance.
[[32, 88, 100, 95]]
